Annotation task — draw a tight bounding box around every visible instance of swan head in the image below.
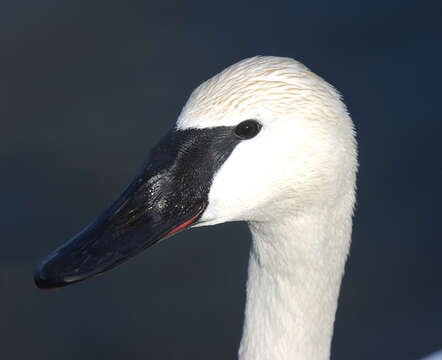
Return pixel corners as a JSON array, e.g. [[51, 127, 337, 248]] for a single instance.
[[180, 56, 357, 224], [34, 56, 357, 289]]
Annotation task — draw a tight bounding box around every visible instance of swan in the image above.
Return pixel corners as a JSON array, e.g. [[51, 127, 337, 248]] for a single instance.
[[34, 56, 358, 359]]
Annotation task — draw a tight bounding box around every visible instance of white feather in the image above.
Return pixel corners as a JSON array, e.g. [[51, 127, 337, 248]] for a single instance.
[[181, 56, 357, 359]]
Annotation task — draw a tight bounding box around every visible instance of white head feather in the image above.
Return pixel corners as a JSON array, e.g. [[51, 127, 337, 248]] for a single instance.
[[178, 56, 357, 227], [179, 56, 358, 359]]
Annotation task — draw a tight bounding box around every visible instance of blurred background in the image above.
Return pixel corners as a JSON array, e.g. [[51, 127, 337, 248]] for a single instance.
[[2, 1, 441, 359]]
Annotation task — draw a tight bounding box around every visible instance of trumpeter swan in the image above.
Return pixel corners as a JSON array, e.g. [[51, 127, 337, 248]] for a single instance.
[[35, 56, 358, 359]]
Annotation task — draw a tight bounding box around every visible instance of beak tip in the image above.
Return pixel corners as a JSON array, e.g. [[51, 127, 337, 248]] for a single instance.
[[33, 262, 66, 290]]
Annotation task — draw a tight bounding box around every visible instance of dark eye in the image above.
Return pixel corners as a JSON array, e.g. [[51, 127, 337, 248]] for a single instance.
[[234, 120, 262, 140]]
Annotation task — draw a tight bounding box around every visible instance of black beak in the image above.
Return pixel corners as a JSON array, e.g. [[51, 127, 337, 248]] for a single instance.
[[34, 126, 239, 289]]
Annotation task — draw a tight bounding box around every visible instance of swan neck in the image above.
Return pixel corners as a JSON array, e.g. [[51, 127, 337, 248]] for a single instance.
[[239, 210, 352, 360]]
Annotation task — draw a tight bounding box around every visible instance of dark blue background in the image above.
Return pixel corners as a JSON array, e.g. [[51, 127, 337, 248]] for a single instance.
[[2, 1, 441, 359]]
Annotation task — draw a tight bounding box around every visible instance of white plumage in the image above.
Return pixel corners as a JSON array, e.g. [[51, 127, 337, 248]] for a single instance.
[[180, 56, 357, 359]]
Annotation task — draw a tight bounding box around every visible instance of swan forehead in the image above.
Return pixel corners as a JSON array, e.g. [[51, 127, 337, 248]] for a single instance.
[[177, 56, 345, 130]]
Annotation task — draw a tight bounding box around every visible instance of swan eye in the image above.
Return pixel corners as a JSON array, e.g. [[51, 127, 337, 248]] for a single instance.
[[234, 120, 262, 140]]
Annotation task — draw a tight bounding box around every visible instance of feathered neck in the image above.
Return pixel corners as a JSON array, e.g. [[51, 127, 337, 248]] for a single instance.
[[239, 197, 354, 360]]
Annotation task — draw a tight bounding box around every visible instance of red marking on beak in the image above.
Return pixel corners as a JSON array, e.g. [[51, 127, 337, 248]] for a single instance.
[[166, 203, 206, 237]]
